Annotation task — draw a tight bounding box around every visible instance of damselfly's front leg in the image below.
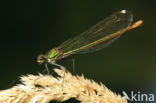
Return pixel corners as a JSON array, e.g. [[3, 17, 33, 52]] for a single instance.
[[50, 61, 66, 91]]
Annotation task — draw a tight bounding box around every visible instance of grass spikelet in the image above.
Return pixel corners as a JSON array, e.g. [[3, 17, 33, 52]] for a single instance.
[[0, 68, 127, 103]]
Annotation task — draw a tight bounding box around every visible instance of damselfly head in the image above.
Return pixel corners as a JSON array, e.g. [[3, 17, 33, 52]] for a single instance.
[[37, 54, 46, 64]]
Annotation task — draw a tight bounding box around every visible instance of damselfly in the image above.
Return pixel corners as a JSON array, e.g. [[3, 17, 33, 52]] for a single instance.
[[37, 10, 142, 70]]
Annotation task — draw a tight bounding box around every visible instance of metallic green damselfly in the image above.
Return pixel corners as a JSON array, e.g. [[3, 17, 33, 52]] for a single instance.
[[37, 10, 142, 70]]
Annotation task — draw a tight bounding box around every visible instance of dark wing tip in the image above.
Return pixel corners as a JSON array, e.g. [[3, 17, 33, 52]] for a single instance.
[[119, 10, 133, 22], [120, 10, 127, 14]]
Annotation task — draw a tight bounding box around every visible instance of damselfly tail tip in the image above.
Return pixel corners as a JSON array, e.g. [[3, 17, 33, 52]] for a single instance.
[[129, 20, 143, 30], [134, 20, 143, 26]]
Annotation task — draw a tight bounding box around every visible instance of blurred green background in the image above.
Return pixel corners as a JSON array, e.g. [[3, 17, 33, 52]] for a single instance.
[[1, 0, 156, 102]]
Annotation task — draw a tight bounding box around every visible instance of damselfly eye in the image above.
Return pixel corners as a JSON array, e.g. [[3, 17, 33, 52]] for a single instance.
[[37, 54, 46, 64], [39, 57, 44, 60]]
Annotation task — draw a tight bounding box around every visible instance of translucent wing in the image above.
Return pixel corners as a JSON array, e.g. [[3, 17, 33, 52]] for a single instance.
[[59, 10, 133, 55]]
